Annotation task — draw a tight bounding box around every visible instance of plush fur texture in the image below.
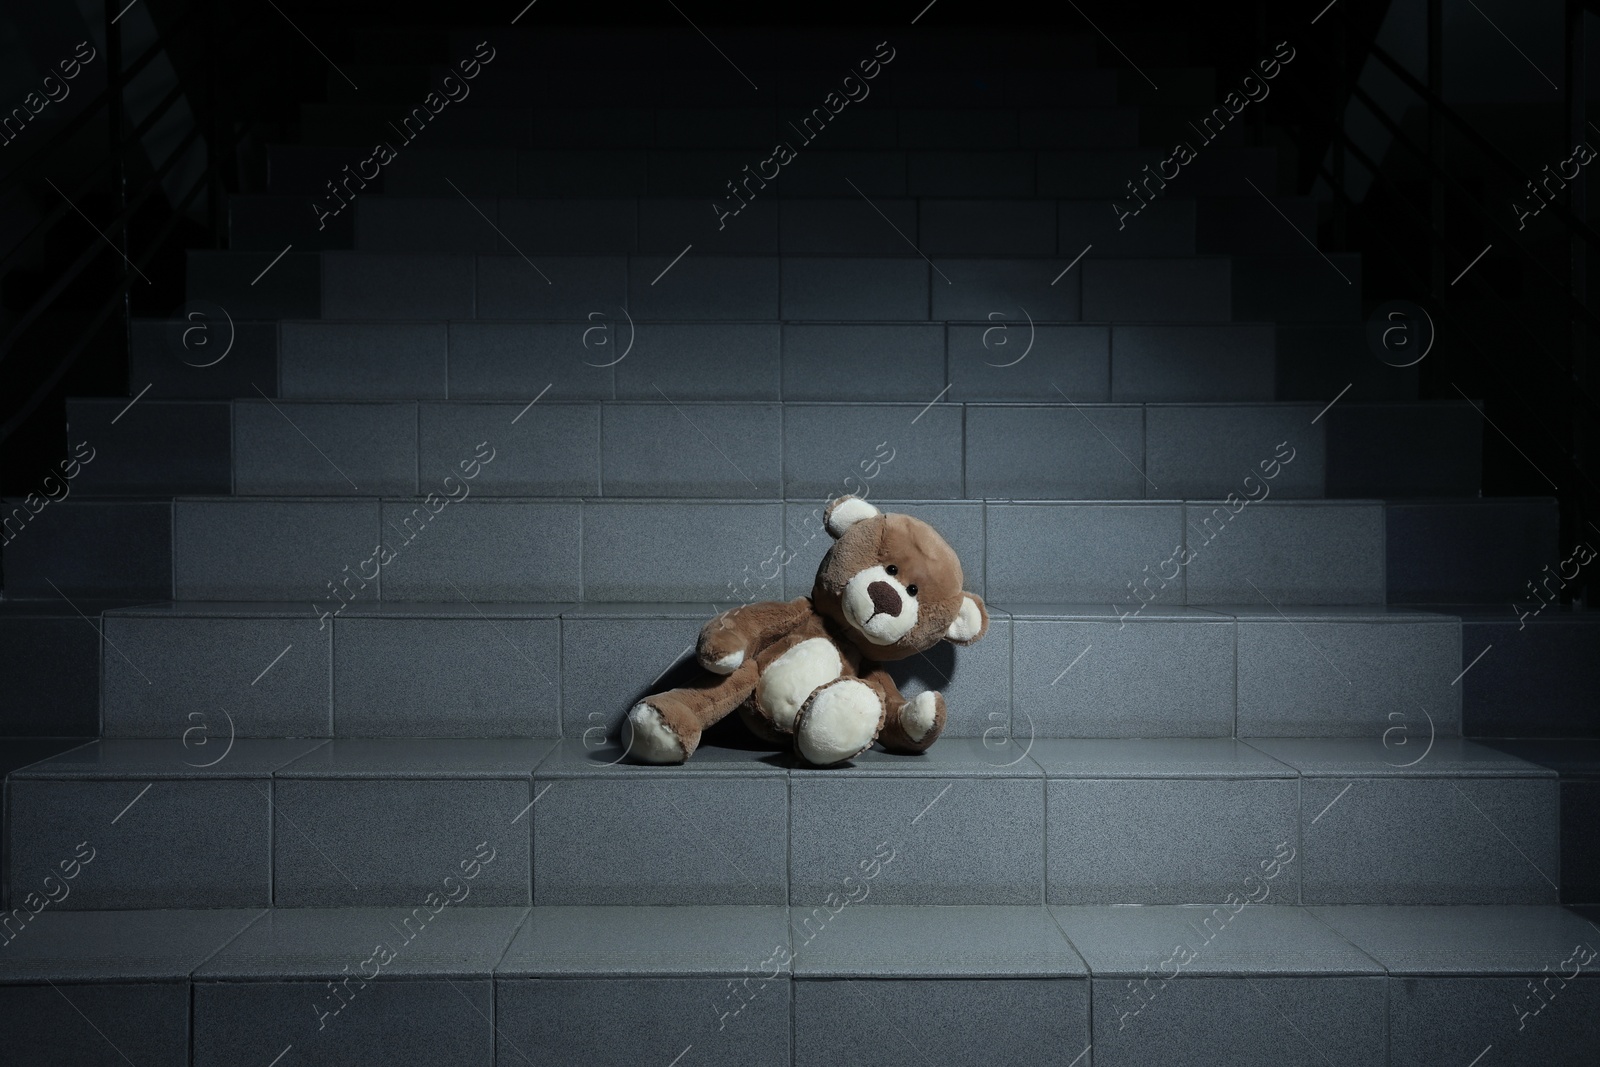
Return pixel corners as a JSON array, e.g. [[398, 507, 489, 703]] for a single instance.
[[626, 496, 988, 766]]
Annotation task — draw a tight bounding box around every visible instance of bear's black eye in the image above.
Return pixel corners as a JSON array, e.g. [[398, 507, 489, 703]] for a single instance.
[[907, 585, 918, 597], [885, 564, 898, 576]]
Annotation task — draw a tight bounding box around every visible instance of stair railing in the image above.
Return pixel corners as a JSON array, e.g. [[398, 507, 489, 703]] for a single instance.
[[0, 0, 276, 445], [1254, 0, 1594, 606]]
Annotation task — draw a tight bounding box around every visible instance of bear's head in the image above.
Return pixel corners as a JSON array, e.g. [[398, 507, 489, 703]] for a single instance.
[[811, 495, 988, 661]]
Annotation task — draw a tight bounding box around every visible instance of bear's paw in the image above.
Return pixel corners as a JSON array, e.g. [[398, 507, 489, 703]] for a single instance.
[[902, 690, 942, 743], [795, 678, 883, 766], [624, 701, 687, 764]]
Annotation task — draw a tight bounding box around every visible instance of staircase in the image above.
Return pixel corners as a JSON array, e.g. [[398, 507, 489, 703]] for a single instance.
[[3, 19, 1599, 1067]]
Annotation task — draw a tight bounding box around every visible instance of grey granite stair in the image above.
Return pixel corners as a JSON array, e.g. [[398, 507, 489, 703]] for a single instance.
[[5, 12, 1590, 1064]]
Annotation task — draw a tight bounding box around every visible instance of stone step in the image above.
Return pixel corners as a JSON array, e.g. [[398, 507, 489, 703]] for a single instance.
[[59, 397, 1482, 502], [351, 24, 1101, 66], [318, 62, 1123, 109], [4, 497, 1556, 605], [133, 319, 1289, 401], [183, 249, 1362, 326], [1, 738, 1559, 911], [228, 193, 1319, 261], [263, 144, 1276, 199], [60, 601, 1469, 742], [128, 315, 1420, 406], [1456, 610, 1600, 738], [18, 597, 1592, 752], [1388, 499, 1566, 605], [186, 250, 1244, 323], [294, 104, 1141, 150], [1063, 902, 1600, 1065], [1479, 740, 1600, 906], [0, 601, 122, 739], [6, 902, 1593, 1066], [0, 737, 91, 909]]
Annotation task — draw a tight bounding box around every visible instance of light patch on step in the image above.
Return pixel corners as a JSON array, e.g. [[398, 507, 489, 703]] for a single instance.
[[757, 637, 842, 731]]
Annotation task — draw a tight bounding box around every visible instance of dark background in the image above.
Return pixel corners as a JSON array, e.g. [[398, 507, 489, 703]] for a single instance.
[[1, 0, 1596, 598]]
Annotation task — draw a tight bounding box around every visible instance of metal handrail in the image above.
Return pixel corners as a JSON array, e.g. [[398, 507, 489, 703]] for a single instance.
[[1307, 145, 1596, 492], [0, 0, 214, 197], [1284, 0, 1592, 590], [0, 140, 218, 442], [1268, 58, 1600, 415], [1366, 42, 1600, 251], [0, 80, 190, 276], [1292, 31, 1600, 321], [0, 121, 205, 365], [0, 0, 281, 445]]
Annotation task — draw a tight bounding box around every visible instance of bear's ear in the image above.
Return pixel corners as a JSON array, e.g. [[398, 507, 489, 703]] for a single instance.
[[824, 495, 882, 539], [944, 593, 989, 645]]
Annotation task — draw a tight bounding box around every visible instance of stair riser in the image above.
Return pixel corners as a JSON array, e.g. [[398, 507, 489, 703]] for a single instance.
[[0, 617, 99, 738], [1462, 619, 1600, 738], [130, 315, 1422, 407], [137, 321, 1288, 402], [1015, 617, 1464, 738], [11, 971, 1596, 1067], [1295, 776, 1559, 905], [267, 142, 1275, 198], [63, 397, 1483, 502], [5, 499, 1557, 606], [72, 611, 1466, 741], [1389, 502, 1564, 605], [2, 984, 190, 1067], [6, 772, 1556, 908], [186, 248, 1359, 324], [187, 251, 1242, 323], [230, 194, 1316, 258], [5, 780, 270, 908], [294, 105, 1143, 151], [1091, 976, 1387, 1066]]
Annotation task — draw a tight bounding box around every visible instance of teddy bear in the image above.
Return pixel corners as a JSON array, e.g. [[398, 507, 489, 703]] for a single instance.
[[623, 495, 989, 766]]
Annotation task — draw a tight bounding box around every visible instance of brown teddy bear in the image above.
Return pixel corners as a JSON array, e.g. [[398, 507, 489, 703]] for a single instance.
[[624, 495, 989, 766]]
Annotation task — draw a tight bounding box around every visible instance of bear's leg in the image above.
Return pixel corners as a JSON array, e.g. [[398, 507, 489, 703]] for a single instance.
[[752, 635, 846, 736], [736, 700, 788, 747], [625, 660, 758, 764], [862, 668, 947, 754], [793, 677, 886, 766]]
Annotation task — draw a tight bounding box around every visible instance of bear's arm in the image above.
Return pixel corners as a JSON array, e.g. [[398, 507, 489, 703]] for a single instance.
[[696, 597, 814, 675]]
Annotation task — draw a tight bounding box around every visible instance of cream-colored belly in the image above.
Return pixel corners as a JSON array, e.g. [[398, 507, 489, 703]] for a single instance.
[[756, 637, 843, 731]]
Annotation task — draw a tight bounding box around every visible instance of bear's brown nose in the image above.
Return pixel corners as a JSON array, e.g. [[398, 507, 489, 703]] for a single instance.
[[867, 580, 903, 617]]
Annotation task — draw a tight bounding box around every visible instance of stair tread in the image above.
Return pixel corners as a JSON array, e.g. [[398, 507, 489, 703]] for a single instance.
[[1052, 902, 1379, 976], [75, 598, 1527, 620], [276, 738, 557, 778], [499, 904, 795, 977], [5, 904, 1590, 981], [9, 738, 321, 779], [36, 492, 1532, 503], [9, 736, 1563, 782], [0, 909, 265, 982], [193, 906, 529, 979], [1027, 738, 1296, 778], [1246, 737, 1557, 778], [1308, 905, 1600, 974], [1478, 740, 1600, 777]]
